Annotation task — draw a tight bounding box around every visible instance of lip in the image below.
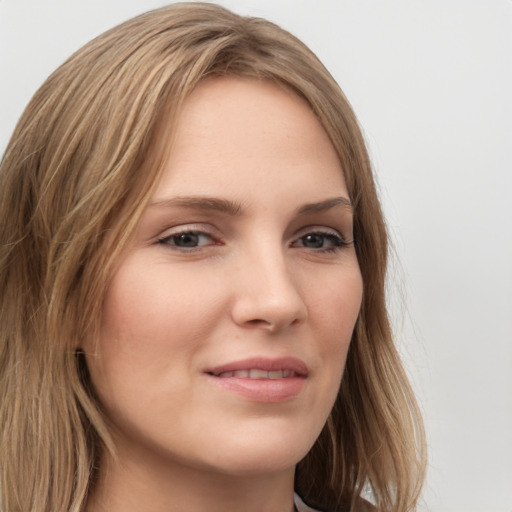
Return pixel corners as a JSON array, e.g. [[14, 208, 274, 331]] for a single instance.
[[204, 357, 308, 403], [206, 356, 308, 376]]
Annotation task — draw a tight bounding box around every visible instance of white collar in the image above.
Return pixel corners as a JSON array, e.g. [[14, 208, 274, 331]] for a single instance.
[[294, 493, 322, 512]]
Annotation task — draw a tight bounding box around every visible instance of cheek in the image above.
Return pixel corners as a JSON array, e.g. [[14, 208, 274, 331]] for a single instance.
[[86, 261, 225, 409], [311, 268, 363, 342], [315, 270, 362, 391], [99, 261, 224, 357], [306, 267, 362, 384]]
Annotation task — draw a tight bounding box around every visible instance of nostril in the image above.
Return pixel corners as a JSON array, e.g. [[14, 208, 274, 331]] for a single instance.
[[242, 316, 303, 332], [246, 318, 270, 327]]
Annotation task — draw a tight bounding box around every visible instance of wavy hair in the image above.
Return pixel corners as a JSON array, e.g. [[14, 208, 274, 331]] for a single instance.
[[0, 3, 425, 511]]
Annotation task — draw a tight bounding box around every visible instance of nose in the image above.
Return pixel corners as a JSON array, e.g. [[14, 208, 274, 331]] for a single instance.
[[230, 249, 308, 332]]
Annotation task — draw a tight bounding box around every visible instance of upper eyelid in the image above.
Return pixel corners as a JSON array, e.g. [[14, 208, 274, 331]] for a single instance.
[[292, 231, 349, 246], [158, 229, 213, 239], [159, 225, 345, 237], [156, 230, 220, 252], [156, 223, 218, 238], [292, 225, 349, 240], [153, 222, 352, 243], [154, 225, 222, 250]]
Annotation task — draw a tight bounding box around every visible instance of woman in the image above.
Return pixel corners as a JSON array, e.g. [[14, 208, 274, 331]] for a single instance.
[[0, 3, 426, 512]]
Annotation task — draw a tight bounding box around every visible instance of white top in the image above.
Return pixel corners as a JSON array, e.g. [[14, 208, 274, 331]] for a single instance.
[[294, 493, 322, 512]]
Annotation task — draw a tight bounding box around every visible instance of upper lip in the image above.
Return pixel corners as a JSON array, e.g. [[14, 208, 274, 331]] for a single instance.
[[206, 357, 308, 377]]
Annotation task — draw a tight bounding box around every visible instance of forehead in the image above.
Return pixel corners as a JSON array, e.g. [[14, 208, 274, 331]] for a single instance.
[[153, 76, 347, 202]]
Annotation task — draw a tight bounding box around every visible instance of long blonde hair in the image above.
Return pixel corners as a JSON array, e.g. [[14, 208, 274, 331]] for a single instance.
[[0, 3, 426, 511]]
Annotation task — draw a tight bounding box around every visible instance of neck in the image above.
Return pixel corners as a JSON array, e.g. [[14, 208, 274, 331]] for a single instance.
[[86, 445, 297, 512]]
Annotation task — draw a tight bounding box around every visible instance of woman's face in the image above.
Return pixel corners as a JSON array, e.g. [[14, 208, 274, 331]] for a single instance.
[[86, 77, 362, 478]]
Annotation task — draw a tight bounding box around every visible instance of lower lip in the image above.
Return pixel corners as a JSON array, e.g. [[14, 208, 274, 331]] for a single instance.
[[207, 375, 306, 402]]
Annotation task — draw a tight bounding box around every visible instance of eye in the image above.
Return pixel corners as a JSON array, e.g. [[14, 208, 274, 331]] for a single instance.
[[291, 231, 349, 252], [157, 230, 215, 250]]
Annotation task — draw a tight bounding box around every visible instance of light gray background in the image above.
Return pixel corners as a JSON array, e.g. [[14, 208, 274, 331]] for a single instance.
[[1, 1, 511, 511]]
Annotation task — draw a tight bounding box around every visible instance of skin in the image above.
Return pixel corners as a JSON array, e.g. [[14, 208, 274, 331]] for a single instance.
[[85, 77, 363, 512]]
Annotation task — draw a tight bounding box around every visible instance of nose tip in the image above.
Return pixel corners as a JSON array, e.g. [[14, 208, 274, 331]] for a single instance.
[[230, 260, 308, 332]]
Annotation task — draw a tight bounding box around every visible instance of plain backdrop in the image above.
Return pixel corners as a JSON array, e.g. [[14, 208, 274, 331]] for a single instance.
[[1, 1, 511, 511]]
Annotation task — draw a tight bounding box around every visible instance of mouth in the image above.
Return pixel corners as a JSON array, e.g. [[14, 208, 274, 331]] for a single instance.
[[206, 356, 308, 378], [205, 357, 308, 402], [211, 369, 297, 379]]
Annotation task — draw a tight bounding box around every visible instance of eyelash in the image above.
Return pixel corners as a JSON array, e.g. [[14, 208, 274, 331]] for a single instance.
[[157, 228, 351, 254], [291, 231, 351, 253], [157, 230, 218, 250]]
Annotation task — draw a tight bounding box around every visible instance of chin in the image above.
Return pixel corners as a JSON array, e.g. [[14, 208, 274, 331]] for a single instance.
[[198, 424, 317, 476], [208, 450, 303, 477]]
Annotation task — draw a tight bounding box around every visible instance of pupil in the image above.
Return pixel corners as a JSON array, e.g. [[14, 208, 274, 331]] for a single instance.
[[175, 233, 199, 247], [303, 234, 323, 248]]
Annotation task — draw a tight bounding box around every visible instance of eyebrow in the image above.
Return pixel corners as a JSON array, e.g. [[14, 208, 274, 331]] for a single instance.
[[148, 195, 352, 216], [297, 197, 353, 215], [149, 196, 243, 216]]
